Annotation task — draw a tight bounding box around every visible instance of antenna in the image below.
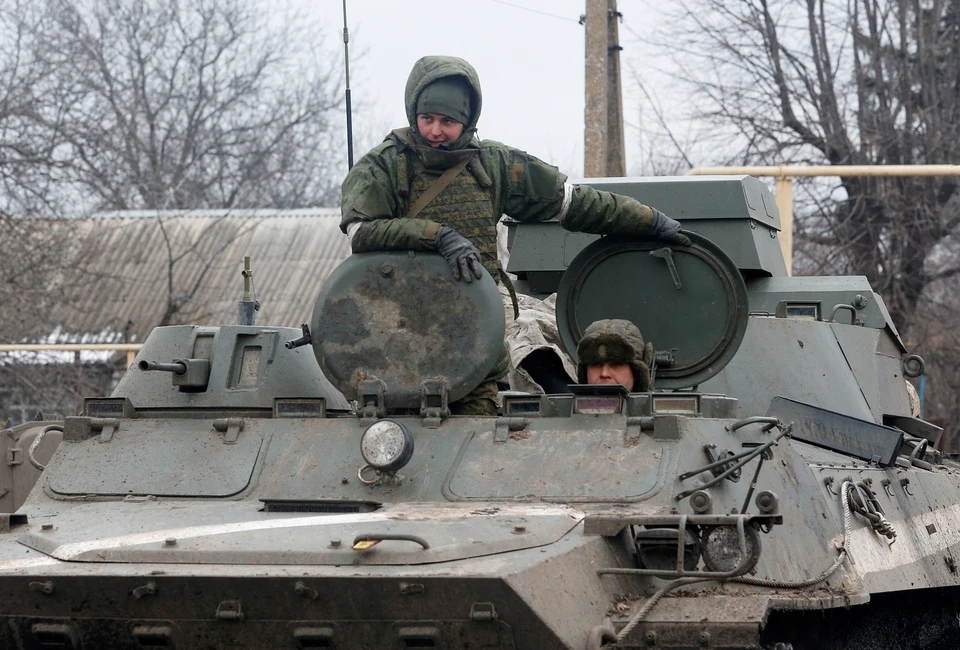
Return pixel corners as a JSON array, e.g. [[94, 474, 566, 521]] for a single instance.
[[238, 256, 260, 326], [342, 0, 354, 170]]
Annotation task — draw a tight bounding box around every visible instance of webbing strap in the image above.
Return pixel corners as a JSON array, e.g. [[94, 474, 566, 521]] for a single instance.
[[405, 153, 473, 220]]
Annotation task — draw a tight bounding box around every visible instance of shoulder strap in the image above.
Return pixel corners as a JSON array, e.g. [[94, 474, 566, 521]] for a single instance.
[[405, 153, 473, 220]]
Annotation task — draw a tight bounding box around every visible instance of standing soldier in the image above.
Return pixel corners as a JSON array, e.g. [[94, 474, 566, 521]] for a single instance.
[[341, 55, 686, 415]]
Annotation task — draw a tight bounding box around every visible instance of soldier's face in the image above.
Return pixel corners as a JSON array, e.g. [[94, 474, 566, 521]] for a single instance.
[[587, 362, 634, 391], [417, 113, 465, 147]]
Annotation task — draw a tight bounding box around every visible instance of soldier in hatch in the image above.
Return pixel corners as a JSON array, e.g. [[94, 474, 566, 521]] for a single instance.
[[340, 55, 685, 414], [576, 319, 653, 392]]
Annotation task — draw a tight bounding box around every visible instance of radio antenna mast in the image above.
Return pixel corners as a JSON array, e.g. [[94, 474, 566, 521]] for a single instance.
[[342, 0, 354, 169]]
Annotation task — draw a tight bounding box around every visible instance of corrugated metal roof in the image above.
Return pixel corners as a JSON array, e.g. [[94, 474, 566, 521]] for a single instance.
[[54, 210, 350, 343], [91, 208, 341, 220]]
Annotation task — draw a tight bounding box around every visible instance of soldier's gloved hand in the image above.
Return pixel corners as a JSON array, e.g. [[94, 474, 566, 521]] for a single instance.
[[436, 226, 484, 283], [648, 209, 692, 246]]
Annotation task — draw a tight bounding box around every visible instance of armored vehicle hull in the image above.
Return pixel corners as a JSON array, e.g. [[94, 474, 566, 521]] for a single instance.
[[0, 177, 953, 649]]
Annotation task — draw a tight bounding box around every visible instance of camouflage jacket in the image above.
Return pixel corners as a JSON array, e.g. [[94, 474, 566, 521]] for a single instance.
[[340, 55, 664, 270]]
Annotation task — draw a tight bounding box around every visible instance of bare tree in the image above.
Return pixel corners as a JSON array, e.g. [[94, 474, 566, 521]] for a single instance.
[[0, 1, 65, 215], [153, 214, 257, 326], [26, 0, 345, 212], [663, 0, 960, 326], [0, 0, 348, 419], [0, 0, 347, 329], [0, 2, 85, 341], [652, 0, 960, 441]]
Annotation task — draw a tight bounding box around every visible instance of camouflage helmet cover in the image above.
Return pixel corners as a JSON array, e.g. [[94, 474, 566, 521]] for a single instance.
[[576, 319, 653, 391]]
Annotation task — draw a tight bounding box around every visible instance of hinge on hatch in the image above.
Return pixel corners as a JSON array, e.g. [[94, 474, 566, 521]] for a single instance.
[[358, 378, 387, 422], [213, 419, 244, 444], [420, 379, 449, 428], [494, 417, 528, 443]]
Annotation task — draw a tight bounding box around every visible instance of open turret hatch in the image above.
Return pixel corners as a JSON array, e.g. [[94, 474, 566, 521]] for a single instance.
[[311, 251, 506, 411], [556, 232, 749, 389]]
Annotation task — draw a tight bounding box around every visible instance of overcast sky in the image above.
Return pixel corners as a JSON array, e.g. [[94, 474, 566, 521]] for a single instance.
[[305, 0, 676, 178]]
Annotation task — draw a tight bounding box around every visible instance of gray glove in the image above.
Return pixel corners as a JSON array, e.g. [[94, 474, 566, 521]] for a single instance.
[[436, 226, 484, 282], [649, 209, 691, 246]]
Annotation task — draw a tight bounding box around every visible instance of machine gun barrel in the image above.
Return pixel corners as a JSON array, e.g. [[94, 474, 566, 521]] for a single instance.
[[138, 360, 186, 375]]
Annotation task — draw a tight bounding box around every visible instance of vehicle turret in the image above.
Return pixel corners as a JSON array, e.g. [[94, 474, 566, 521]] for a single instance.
[[505, 175, 785, 297], [111, 322, 349, 416]]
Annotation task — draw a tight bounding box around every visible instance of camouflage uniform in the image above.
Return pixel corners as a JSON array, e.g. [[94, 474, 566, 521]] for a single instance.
[[576, 319, 654, 392], [504, 291, 577, 393], [341, 56, 673, 414]]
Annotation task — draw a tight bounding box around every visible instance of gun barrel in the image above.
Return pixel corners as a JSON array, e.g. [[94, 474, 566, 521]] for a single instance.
[[138, 360, 186, 375]]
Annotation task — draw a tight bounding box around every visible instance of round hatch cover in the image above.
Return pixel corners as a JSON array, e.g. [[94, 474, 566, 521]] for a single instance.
[[556, 232, 748, 389], [311, 251, 506, 408]]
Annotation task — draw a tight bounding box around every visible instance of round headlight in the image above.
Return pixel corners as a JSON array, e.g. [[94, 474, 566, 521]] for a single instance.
[[360, 419, 414, 472], [701, 524, 761, 574]]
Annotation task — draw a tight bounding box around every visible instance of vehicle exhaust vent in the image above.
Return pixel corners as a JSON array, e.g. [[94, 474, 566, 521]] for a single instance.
[[269, 503, 359, 514], [261, 500, 380, 514]]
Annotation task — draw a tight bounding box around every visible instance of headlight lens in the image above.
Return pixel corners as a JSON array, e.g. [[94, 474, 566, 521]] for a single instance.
[[360, 419, 414, 472]]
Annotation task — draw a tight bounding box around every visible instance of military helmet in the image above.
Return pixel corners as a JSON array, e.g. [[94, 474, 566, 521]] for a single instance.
[[576, 319, 653, 391]]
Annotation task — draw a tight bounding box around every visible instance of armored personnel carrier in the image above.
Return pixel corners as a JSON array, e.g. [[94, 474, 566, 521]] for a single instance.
[[0, 176, 952, 650]]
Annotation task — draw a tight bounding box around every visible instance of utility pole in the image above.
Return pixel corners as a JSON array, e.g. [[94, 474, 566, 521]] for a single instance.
[[583, 0, 626, 177]]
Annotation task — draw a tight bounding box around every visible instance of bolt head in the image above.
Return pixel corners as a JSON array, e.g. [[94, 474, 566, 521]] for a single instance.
[[163, 538, 177, 547], [690, 490, 713, 514], [755, 490, 779, 514]]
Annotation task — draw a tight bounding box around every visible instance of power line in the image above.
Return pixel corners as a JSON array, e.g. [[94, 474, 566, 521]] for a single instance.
[[487, 0, 580, 23], [620, 18, 644, 43]]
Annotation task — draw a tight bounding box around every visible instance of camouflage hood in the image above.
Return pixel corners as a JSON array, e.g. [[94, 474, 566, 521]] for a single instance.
[[576, 319, 653, 391], [404, 56, 482, 151]]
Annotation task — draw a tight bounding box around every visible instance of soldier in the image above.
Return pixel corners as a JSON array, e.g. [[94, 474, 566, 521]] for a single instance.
[[341, 55, 685, 414], [576, 319, 654, 392]]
